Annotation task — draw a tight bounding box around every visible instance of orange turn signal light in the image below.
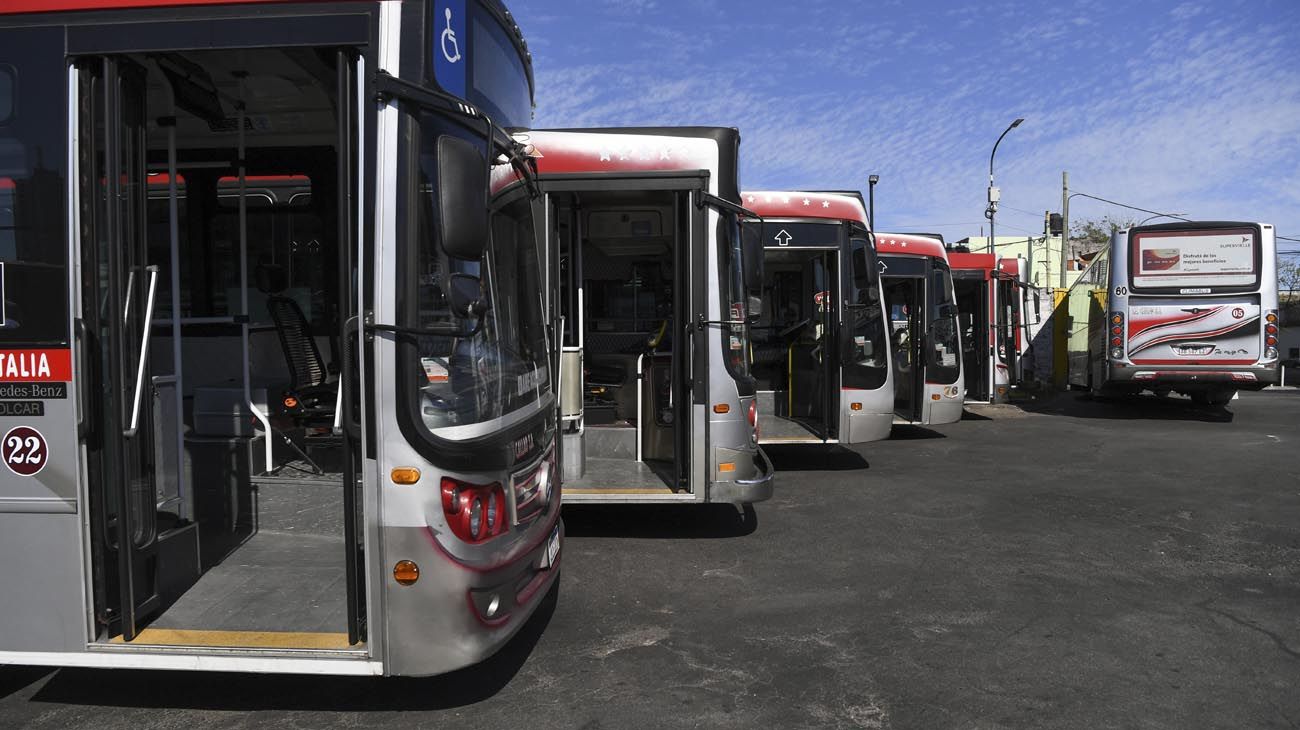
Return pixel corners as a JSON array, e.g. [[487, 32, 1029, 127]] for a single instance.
[[391, 467, 421, 485], [850, 402, 862, 411], [718, 462, 736, 473], [283, 396, 299, 409], [713, 404, 731, 414], [931, 394, 941, 401], [393, 560, 420, 586]]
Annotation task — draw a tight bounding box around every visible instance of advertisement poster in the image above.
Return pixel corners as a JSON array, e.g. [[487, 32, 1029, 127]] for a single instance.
[[1131, 229, 1256, 289]]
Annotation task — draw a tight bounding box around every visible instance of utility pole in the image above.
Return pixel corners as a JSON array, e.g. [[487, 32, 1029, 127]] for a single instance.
[[1059, 171, 1069, 289]]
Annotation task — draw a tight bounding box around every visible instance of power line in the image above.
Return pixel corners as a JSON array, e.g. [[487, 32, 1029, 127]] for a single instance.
[[1069, 191, 1191, 222]]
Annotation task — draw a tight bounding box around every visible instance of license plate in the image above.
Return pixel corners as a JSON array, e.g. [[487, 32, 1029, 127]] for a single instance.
[[542, 525, 561, 569]]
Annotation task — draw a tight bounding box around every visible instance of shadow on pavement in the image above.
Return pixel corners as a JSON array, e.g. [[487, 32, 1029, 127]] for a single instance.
[[561, 503, 757, 539], [960, 408, 993, 421], [26, 578, 560, 712], [888, 425, 947, 440], [763, 444, 868, 471], [0, 666, 54, 701], [1026, 392, 1235, 423]]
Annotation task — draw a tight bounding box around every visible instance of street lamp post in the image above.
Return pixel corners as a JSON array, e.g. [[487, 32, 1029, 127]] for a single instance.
[[986, 118, 1024, 253], [868, 174, 879, 231]]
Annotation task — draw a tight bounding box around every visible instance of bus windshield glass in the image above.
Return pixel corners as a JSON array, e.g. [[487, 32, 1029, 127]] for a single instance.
[[412, 146, 550, 439], [723, 214, 752, 381], [929, 262, 961, 383], [1130, 227, 1259, 292]]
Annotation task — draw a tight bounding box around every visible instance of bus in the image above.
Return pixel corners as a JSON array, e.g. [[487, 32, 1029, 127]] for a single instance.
[[876, 233, 964, 425], [0, 0, 562, 677], [526, 127, 775, 504], [1066, 221, 1280, 405], [740, 191, 893, 444], [949, 250, 1028, 403]]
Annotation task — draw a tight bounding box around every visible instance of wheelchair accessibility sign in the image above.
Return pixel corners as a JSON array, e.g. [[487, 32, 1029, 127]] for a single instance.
[[434, 0, 467, 98]]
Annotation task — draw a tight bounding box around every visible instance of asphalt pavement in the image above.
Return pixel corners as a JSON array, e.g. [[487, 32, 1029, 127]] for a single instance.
[[2, 390, 1298, 729]]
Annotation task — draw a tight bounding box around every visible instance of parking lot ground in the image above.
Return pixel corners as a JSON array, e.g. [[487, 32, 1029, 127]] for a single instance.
[[2, 390, 1298, 729]]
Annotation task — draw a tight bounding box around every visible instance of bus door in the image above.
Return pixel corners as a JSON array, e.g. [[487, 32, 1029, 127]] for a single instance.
[[78, 57, 162, 639], [785, 250, 837, 439], [75, 41, 366, 649], [547, 185, 695, 498], [996, 276, 1019, 391], [951, 270, 989, 401], [881, 266, 925, 422]]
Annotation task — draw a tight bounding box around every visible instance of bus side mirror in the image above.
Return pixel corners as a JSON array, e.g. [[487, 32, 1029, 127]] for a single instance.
[[448, 273, 489, 318], [936, 302, 958, 319], [1032, 295, 1042, 324], [437, 135, 489, 261]]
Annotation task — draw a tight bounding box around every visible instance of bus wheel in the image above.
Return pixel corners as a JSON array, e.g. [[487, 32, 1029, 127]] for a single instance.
[[1152, 387, 1172, 399]]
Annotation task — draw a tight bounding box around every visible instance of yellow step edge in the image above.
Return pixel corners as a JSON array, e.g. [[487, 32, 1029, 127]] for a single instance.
[[110, 628, 353, 650], [564, 487, 681, 495]]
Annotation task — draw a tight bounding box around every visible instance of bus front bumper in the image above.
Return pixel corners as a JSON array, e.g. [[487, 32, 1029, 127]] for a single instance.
[[381, 511, 563, 677], [710, 447, 775, 504]]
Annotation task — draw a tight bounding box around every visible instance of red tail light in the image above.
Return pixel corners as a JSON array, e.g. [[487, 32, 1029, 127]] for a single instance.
[[747, 399, 759, 439], [441, 477, 508, 544]]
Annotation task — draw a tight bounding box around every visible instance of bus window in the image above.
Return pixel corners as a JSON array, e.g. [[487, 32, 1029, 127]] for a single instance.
[[0, 36, 66, 345], [929, 264, 960, 383], [846, 238, 887, 388]]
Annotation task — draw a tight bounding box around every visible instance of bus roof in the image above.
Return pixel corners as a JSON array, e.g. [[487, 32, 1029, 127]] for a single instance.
[[515, 127, 741, 201], [0, 0, 328, 14], [740, 191, 868, 226], [875, 233, 948, 260], [947, 251, 998, 271]]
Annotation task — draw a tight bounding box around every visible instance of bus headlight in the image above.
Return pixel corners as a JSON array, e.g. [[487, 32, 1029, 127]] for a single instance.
[[1111, 347, 1123, 360], [1266, 346, 1278, 360], [469, 498, 484, 539]]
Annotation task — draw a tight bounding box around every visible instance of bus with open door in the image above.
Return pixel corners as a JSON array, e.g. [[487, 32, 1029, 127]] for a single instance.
[[528, 128, 774, 504], [0, 0, 561, 677], [949, 250, 1028, 403], [740, 191, 892, 444], [876, 233, 964, 425], [1066, 221, 1279, 405]]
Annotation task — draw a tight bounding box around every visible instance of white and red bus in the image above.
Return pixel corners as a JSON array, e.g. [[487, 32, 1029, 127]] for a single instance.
[[0, 0, 561, 676], [740, 191, 893, 444], [949, 250, 1028, 403], [876, 234, 964, 425], [1067, 221, 1280, 405], [524, 128, 774, 504]]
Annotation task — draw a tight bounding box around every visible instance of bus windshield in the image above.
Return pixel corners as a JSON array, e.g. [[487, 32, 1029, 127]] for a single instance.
[[412, 153, 550, 439], [723, 213, 752, 381], [929, 262, 961, 383]]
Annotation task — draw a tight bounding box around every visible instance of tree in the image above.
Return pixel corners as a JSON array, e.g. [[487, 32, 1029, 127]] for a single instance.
[[1279, 258, 1300, 297], [1069, 215, 1137, 258]]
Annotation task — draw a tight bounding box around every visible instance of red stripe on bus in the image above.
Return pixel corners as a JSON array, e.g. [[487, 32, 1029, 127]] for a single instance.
[[0, 349, 72, 382]]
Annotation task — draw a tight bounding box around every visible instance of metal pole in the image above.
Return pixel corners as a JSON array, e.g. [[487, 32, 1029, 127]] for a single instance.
[[1060, 171, 1069, 290], [868, 175, 879, 231], [165, 121, 187, 519]]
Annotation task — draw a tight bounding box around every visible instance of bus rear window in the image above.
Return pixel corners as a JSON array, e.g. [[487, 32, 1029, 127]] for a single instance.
[[1130, 227, 1259, 292]]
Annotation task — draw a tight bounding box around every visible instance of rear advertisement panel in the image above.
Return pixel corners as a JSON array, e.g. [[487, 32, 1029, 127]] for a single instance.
[[1126, 297, 1260, 365], [1131, 228, 1257, 291]]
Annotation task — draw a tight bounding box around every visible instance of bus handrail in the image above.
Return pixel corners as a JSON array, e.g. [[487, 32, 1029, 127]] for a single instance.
[[123, 265, 159, 439]]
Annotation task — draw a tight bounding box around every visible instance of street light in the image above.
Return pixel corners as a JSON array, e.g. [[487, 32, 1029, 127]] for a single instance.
[[986, 117, 1024, 253], [868, 174, 880, 230]]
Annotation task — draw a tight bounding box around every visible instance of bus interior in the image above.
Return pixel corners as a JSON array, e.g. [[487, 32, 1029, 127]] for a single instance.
[[751, 248, 839, 442], [551, 189, 692, 497], [78, 47, 362, 649], [883, 276, 926, 420]]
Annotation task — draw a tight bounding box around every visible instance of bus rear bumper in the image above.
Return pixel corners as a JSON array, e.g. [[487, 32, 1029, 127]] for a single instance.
[[381, 513, 563, 677], [710, 447, 775, 504], [1109, 363, 1279, 390]]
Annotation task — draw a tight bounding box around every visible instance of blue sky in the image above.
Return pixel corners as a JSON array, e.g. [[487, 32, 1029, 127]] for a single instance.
[[510, 0, 1300, 256]]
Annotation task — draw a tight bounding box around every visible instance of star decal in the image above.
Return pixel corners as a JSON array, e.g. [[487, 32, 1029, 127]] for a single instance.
[[802, 198, 811, 206], [822, 200, 831, 208]]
